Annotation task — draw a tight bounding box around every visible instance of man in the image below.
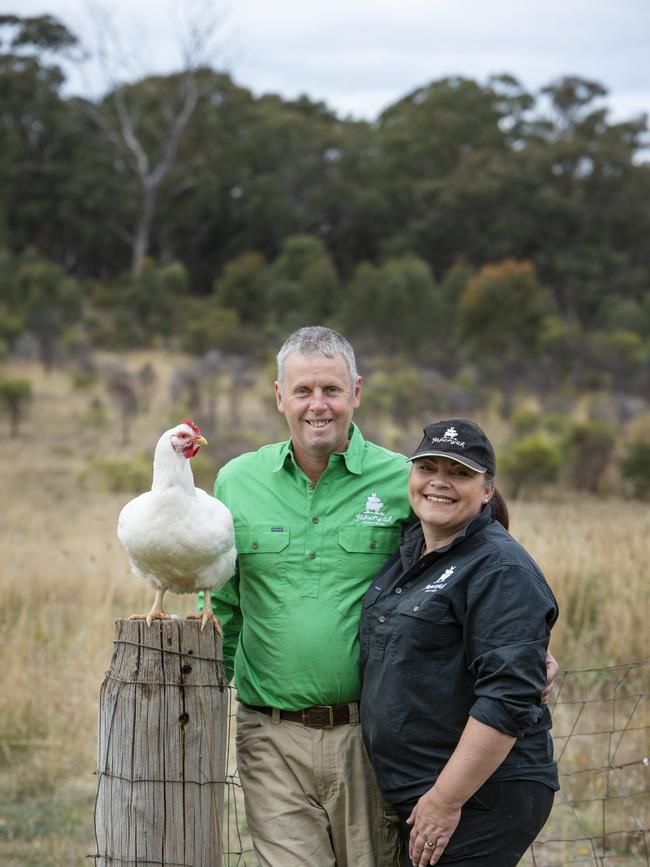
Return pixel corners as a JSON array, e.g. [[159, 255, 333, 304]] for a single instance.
[[209, 326, 412, 866]]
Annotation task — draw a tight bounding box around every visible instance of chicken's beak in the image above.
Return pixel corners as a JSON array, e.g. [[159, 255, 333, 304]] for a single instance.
[[197, 436, 208, 446]]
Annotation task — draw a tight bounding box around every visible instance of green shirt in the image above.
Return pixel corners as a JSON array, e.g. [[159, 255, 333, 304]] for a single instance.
[[210, 424, 413, 709]]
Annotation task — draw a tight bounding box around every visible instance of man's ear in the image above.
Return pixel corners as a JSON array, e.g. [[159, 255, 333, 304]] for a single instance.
[[274, 381, 284, 413], [353, 376, 363, 408]]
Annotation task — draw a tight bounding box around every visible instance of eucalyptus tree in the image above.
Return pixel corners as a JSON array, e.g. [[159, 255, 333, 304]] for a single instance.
[[82, 1, 228, 274], [0, 14, 79, 255]]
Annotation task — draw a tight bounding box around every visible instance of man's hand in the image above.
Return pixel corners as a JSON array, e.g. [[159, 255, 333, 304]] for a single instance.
[[542, 651, 559, 702], [406, 786, 461, 866]]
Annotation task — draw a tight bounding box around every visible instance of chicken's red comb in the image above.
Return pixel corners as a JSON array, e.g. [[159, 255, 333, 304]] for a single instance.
[[180, 418, 201, 435]]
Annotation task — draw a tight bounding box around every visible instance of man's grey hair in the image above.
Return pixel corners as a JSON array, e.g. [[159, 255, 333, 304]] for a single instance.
[[276, 326, 359, 388]]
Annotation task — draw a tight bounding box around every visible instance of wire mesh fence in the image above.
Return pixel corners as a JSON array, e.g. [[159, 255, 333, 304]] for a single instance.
[[222, 660, 649, 866]]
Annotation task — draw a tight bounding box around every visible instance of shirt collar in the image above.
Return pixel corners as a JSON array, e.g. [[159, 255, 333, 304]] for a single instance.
[[402, 502, 494, 559], [272, 422, 365, 475]]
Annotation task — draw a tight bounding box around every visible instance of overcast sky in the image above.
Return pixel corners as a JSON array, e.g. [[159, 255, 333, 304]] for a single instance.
[[8, 0, 650, 123]]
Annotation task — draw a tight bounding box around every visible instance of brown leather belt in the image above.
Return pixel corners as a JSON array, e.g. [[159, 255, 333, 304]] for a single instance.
[[243, 702, 355, 728]]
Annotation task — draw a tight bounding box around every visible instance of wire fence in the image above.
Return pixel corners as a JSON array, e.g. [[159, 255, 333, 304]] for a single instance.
[[221, 660, 649, 867]]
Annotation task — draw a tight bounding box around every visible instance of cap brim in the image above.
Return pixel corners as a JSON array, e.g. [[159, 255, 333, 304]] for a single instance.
[[407, 450, 487, 473]]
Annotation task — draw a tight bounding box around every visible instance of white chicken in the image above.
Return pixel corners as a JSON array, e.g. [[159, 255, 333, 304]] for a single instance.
[[117, 418, 236, 631]]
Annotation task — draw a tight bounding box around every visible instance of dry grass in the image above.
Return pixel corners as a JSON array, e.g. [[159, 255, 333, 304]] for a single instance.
[[0, 353, 647, 864]]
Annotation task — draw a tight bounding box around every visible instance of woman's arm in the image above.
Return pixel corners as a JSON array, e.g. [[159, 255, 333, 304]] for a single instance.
[[407, 717, 516, 867]]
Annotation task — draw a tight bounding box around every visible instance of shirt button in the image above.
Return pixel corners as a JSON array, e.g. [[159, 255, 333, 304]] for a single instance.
[[369, 541, 377, 549], [395, 587, 402, 594], [378, 615, 386, 623], [413, 605, 420, 612], [308, 551, 316, 559], [312, 516, 319, 524], [251, 542, 259, 550]]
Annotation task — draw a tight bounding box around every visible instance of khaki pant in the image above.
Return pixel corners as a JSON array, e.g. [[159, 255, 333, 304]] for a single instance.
[[236, 703, 402, 867]]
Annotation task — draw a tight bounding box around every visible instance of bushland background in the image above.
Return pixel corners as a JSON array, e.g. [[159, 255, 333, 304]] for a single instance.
[[0, 11, 648, 866]]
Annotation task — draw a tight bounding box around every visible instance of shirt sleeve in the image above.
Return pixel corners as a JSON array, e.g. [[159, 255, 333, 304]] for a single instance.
[[464, 563, 558, 737], [210, 571, 242, 682], [208, 466, 242, 682]]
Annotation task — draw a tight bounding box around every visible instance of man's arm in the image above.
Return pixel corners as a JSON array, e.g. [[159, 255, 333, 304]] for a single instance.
[[210, 574, 242, 682], [197, 578, 241, 682]]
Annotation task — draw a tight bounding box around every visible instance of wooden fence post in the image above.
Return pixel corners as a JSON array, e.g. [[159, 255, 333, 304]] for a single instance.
[[93, 618, 229, 866]]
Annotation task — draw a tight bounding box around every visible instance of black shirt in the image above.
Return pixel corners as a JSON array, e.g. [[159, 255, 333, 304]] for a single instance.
[[359, 506, 559, 810]]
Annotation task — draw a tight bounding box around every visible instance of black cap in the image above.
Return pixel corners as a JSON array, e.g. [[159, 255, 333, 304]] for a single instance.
[[408, 419, 496, 474]]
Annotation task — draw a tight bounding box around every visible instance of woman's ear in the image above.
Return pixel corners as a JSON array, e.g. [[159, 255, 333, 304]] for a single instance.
[[482, 482, 495, 504]]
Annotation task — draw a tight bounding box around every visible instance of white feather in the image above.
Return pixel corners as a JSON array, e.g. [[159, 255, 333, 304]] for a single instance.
[[117, 423, 236, 597]]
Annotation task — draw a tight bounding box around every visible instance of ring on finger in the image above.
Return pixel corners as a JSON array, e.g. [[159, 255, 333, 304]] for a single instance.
[[425, 839, 435, 848]]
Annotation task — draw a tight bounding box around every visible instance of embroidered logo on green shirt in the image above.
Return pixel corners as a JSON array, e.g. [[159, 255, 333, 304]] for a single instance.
[[356, 491, 395, 525]]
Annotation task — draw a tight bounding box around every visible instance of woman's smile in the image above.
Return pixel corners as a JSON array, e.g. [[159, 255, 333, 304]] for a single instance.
[[409, 456, 493, 549]]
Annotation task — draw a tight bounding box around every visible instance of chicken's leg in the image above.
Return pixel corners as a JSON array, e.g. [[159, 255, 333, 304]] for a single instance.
[[186, 590, 222, 635], [129, 589, 169, 627]]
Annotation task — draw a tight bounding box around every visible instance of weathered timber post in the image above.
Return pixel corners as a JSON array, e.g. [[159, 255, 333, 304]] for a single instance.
[[94, 618, 228, 866]]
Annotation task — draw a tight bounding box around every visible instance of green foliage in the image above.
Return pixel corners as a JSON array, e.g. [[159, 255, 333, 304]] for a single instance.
[[620, 443, 650, 499], [78, 455, 152, 493], [341, 255, 441, 356], [0, 45, 647, 397], [499, 433, 563, 495], [562, 420, 616, 493], [361, 367, 429, 420], [0, 13, 78, 55], [213, 252, 271, 325], [70, 369, 98, 390], [458, 260, 557, 377], [510, 407, 541, 435], [5, 253, 83, 366], [113, 260, 189, 342], [0, 377, 32, 433], [179, 300, 241, 355], [268, 235, 342, 329]]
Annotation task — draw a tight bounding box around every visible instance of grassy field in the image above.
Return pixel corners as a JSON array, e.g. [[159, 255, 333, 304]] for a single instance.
[[0, 354, 647, 865]]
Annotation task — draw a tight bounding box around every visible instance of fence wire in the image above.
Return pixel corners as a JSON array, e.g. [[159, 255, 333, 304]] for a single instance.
[[221, 660, 649, 867]]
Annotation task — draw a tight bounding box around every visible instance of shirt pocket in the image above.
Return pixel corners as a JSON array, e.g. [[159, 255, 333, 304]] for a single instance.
[[359, 583, 385, 662], [236, 525, 291, 614], [335, 526, 401, 615], [393, 597, 460, 661]]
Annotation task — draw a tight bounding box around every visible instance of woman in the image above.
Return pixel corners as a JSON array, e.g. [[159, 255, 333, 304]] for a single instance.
[[360, 419, 559, 867]]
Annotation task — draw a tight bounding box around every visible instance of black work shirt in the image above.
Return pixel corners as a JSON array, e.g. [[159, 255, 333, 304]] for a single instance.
[[359, 506, 559, 811]]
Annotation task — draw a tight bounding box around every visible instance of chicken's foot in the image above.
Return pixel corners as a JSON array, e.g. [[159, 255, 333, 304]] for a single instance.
[[186, 591, 223, 635], [129, 589, 170, 627]]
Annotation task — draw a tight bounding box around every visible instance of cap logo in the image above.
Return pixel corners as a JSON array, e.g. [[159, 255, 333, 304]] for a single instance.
[[429, 427, 466, 448]]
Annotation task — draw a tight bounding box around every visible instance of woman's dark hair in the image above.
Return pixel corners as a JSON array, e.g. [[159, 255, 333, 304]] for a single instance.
[[489, 486, 509, 530]]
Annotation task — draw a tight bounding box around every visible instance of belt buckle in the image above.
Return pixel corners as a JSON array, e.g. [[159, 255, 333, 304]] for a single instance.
[[302, 705, 335, 728]]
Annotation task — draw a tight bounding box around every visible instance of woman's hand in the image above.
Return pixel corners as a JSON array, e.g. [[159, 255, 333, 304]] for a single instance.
[[406, 786, 461, 866]]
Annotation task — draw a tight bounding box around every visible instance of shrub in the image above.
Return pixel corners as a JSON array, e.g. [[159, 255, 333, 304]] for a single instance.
[[499, 434, 563, 496], [0, 377, 33, 434], [620, 443, 650, 499], [510, 406, 541, 435], [562, 420, 616, 493], [77, 456, 152, 493]]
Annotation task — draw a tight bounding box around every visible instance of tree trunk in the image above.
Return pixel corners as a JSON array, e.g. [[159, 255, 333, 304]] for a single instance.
[[94, 618, 228, 866], [131, 181, 157, 275]]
